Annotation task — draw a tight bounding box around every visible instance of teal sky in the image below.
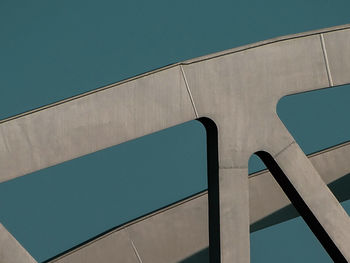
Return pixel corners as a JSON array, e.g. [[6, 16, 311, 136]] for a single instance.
[[0, 121, 208, 261], [1, 0, 350, 119], [1, 0, 350, 262]]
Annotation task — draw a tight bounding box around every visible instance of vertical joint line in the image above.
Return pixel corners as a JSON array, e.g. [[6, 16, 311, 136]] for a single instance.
[[130, 239, 143, 263], [320, 33, 334, 87], [126, 231, 143, 263], [180, 65, 199, 118]]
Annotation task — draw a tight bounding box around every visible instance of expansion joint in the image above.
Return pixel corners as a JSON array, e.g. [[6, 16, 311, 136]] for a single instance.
[[274, 141, 296, 159], [180, 65, 199, 118], [126, 231, 143, 263], [320, 33, 334, 87]]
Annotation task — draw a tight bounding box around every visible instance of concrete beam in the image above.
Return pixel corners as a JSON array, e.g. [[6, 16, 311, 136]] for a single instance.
[[1, 24, 350, 262], [181, 30, 350, 261], [258, 144, 350, 261], [52, 229, 142, 263], [48, 141, 350, 263], [51, 194, 209, 263], [323, 28, 350, 86], [250, 141, 350, 228], [0, 66, 196, 183]]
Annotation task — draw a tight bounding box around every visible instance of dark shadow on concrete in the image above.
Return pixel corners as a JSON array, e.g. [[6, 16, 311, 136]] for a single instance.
[[329, 173, 350, 203], [250, 204, 298, 233], [255, 151, 347, 263], [196, 117, 220, 263], [179, 247, 209, 263], [250, 173, 350, 233], [181, 172, 350, 263], [42, 119, 218, 263]]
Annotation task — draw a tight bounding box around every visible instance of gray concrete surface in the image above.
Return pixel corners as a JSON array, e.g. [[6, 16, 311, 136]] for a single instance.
[[53, 229, 141, 263], [181, 30, 350, 261], [49, 141, 350, 263], [0, 66, 196, 183], [50, 193, 209, 263], [1, 24, 350, 262], [0, 223, 37, 263], [52, 143, 350, 263], [250, 141, 350, 226], [323, 28, 350, 86], [125, 193, 209, 263], [274, 142, 350, 259]]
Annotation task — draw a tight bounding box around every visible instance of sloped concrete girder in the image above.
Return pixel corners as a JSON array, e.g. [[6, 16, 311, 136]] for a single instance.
[[0, 25, 350, 262], [49, 141, 350, 263]]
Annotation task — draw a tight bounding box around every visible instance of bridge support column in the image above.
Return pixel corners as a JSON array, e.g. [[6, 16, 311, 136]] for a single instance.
[[257, 140, 350, 262], [218, 168, 250, 263]]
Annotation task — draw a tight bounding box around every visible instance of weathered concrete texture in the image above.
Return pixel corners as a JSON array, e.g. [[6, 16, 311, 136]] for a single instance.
[[181, 34, 339, 262], [1, 24, 350, 262], [250, 141, 350, 225], [0, 223, 37, 263], [48, 141, 350, 263], [274, 142, 350, 259], [53, 229, 140, 263], [182, 34, 329, 167], [309, 142, 350, 185], [0, 66, 195, 183], [323, 28, 350, 86], [218, 168, 249, 263], [126, 194, 209, 263], [52, 194, 209, 263]]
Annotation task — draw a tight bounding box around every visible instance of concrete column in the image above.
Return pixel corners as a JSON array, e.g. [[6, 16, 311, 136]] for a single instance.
[[219, 168, 249, 263], [1, 24, 350, 263], [258, 127, 350, 262]]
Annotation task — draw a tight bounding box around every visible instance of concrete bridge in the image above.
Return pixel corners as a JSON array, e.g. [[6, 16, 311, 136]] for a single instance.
[[1, 24, 350, 263]]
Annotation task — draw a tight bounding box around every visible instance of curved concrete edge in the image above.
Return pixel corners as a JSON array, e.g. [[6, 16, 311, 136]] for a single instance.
[[47, 141, 350, 263], [0, 223, 37, 263], [182, 32, 325, 262], [183, 23, 350, 64], [50, 194, 209, 263], [0, 25, 349, 183], [0, 24, 349, 127], [259, 144, 350, 261], [0, 66, 196, 183], [249, 141, 350, 225], [0, 24, 348, 126], [0, 24, 350, 263], [50, 229, 141, 263], [181, 26, 350, 262]]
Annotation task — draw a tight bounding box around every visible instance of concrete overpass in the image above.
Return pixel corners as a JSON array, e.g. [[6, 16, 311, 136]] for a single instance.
[[1, 24, 350, 263]]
